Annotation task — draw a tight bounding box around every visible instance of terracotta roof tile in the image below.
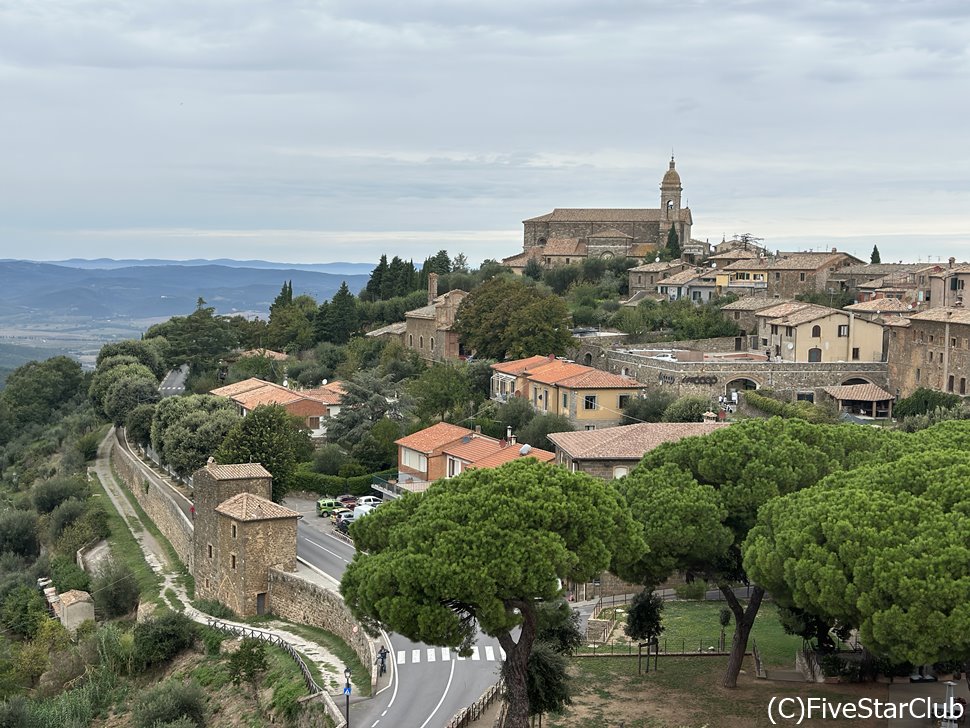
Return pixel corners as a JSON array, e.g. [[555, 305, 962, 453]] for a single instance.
[[523, 208, 667, 223], [215, 492, 300, 521], [542, 238, 587, 256], [754, 301, 813, 319], [210, 378, 273, 398], [708, 250, 760, 261], [239, 348, 289, 361], [721, 297, 791, 311], [301, 381, 346, 405], [366, 322, 407, 337], [442, 436, 503, 462], [525, 361, 590, 385], [233, 384, 306, 408], [59, 590, 92, 607], [396, 422, 474, 454], [658, 269, 703, 286], [492, 355, 555, 375], [721, 258, 768, 271], [821, 384, 894, 401], [466, 444, 555, 469], [548, 422, 730, 460], [502, 248, 544, 266], [844, 298, 911, 313], [768, 304, 841, 326], [766, 253, 848, 270], [908, 308, 970, 325], [555, 370, 642, 389], [629, 261, 684, 273], [204, 463, 272, 480]]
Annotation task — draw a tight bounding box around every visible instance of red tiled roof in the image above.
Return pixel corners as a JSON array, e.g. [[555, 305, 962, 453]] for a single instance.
[[844, 298, 911, 313], [215, 492, 300, 521], [547, 422, 729, 460], [203, 463, 272, 481], [396, 422, 474, 454], [492, 355, 555, 375], [525, 361, 590, 385], [908, 308, 970, 325], [210, 377, 273, 398], [234, 384, 304, 408], [466, 444, 555, 469], [542, 238, 587, 256], [555, 370, 642, 390], [443, 436, 503, 462]]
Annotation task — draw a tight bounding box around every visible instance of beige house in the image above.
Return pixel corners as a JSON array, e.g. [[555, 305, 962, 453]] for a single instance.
[[887, 307, 970, 397], [928, 261, 970, 309], [720, 297, 793, 338], [490, 356, 643, 429], [210, 377, 342, 439], [755, 302, 884, 363]]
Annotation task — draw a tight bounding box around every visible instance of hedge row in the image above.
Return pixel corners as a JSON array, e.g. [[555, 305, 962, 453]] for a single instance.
[[290, 465, 398, 497], [742, 391, 836, 424]]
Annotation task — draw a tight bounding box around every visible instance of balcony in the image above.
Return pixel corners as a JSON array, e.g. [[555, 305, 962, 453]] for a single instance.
[[728, 280, 767, 289], [372, 475, 432, 499]]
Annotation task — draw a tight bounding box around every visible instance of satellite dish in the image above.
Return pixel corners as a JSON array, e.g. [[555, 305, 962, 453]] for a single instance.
[[321, 379, 328, 385], [711, 262, 717, 268], [655, 256, 661, 263], [787, 343, 794, 350], [519, 444, 532, 456]]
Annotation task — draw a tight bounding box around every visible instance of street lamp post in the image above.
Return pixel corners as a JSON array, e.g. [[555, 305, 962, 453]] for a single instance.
[[344, 668, 351, 727]]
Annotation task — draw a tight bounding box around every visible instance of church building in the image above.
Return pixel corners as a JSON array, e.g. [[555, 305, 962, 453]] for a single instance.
[[504, 157, 693, 271]]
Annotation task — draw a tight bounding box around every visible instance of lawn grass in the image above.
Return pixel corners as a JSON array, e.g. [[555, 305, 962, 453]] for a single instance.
[[544, 656, 887, 728], [110, 465, 195, 598], [90, 472, 164, 605], [592, 600, 802, 668]]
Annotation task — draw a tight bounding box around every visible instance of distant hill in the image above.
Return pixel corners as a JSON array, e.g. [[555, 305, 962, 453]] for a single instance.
[[20, 258, 376, 276], [0, 261, 370, 321]]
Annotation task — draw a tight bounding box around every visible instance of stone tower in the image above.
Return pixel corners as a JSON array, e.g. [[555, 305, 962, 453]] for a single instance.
[[659, 156, 684, 245]]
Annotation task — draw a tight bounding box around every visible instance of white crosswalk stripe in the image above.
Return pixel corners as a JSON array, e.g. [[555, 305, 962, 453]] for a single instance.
[[394, 645, 503, 665]]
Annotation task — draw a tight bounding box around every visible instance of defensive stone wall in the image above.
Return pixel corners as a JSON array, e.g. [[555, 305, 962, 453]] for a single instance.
[[267, 567, 377, 691], [111, 439, 194, 572]]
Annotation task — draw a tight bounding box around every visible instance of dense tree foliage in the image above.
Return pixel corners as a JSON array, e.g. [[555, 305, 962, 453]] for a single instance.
[[870, 244, 881, 264], [517, 413, 573, 451], [620, 418, 901, 687], [611, 297, 740, 340], [0, 357, 85, 434], [454, 278, 574, 360], [327, 372, 408, 446], [150, 395, 240, 478], [661, 395, 710, 423], [625, 589, 665, 643], [342, 459, 644, 727], [215, 404, 312, 502], [621, 390, 676, 424], [144, 300, 238, 370], [408, 363, 472, 424], [894, 387, 961, 417]]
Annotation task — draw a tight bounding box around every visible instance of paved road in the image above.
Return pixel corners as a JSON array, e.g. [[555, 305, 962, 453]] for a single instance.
[[159, 363, 189, 397], [289, 498, 503, 728]]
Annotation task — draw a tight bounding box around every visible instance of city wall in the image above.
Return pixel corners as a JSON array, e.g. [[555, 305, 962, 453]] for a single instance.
[[110, 438, 194, 572], [267, 567, 378, 691]]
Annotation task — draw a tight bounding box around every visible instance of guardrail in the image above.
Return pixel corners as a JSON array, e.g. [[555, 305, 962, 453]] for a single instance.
[[205, 617, 322, 695], [446, 681, 503, 728]]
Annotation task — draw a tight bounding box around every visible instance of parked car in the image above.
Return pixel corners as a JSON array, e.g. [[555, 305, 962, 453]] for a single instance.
[[336, 511, 356, 526], [330, 507, 352, 524], [353, 504, 375, 520], [316, 498, 342, 517], [336, 494, 357, 508], [356, 495, 382, 508]]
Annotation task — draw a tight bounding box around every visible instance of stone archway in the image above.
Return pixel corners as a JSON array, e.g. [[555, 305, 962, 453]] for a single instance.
[[583, 352, 593, 366], [725, 377, 759, 399], [841, 376, 873, 386]]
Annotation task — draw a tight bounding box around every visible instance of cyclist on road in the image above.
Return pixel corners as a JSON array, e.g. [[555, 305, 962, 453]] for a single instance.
[[376, 645, 389, 675]]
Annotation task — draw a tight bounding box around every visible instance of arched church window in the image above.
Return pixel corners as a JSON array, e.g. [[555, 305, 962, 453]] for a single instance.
[[811, 325, 821, 337]]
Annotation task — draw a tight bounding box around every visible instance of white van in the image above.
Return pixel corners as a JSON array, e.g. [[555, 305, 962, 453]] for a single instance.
[[353, 504, 375, 520]]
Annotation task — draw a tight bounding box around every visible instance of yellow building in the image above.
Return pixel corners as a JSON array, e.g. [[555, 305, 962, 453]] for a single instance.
[[715, 258, 769, 296], [755, 303, 884, 363], [491, 356, 643, 429]]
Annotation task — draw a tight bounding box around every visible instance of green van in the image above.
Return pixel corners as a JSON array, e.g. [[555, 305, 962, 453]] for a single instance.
[[316, 498, 342, 517]]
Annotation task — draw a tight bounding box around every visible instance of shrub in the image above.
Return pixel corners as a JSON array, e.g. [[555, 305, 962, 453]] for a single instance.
[[133, 611, 197, 672], [31, 476, 88, 514], [662, 396, 710, 423], [131, 679, 206, 728], [49, 555, 90, 593], [92, 558, 140, 620], [743, 391, 839, 424], [312, 444, 348, 475], [893, 387, 960, 418], [673, 581, 706, 600], [76, 432, 100, 463], [48, 498, 87, 542], [192, 599, 238, 621], [0, 510, 40, 559]]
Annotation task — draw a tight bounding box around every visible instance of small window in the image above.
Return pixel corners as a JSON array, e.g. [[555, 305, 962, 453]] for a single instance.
[[734, 311, 740, 320], [799, 272, 806, 282], [916, 368, 921, 383], [852, 347, 860, 360], [230, 554, 237, 570], [761, 338, 768, 346], [584, 395, 597, 411], [231, 524, 237, 539], [430, 337, 435, 351], [771, 325, 778, 335], [637, 275, 643, 285], [948, 375, 955, 392], [785, 326, 793, 337], [928, 351, 933, 362], [775, 272, 780, 281], [419, 336, 424, 349], [952, 337, 959, 348], [308, 416, 320, 429], [585, 425, 596, 431], [940, 352, 944, 363], [929, 335, 935, 343], [811, 325, 821, 337], [409, 334, 413, 346], [612, 466, 629, 479], [837, 325, 849, 337], [562, 392, 568, 408], [207, 544, 213, 559], [205, 578, 209, 588], [618, 394, 630, 410], [961, 378, 967, 395]]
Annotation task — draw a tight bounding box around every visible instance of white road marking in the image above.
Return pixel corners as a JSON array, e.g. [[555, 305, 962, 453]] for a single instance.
[[471, 646, 480, 660], [485, 646, 495, 661], [427, 648, 436, 662], [396, 650, 405, 664], [416, 653, 457, 728], [441, 648, 450, 661], [302, 538, 350, 563], [411, 649, 420, 663]]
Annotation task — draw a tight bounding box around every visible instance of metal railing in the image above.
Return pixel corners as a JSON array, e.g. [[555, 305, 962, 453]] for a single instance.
[[371, 475, 431, 499], [206, 617, 322, 694], [446, 681, 503, 728], [575, 639, 732, 657]]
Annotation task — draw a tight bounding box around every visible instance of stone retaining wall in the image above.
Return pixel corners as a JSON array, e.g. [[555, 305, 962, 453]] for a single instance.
[[267, 567, 377, 691], [111, 439, 194, 572]]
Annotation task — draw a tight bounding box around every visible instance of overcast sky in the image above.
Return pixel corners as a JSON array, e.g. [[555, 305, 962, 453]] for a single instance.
[[2, 0, 969, 267]]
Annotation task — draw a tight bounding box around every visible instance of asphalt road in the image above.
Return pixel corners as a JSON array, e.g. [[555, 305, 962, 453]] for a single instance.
[[289, 498, 503, 728], [159, 363, 189, 397]]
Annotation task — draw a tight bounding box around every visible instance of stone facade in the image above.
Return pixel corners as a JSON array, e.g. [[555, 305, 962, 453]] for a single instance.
[[573, 343, 888, 401], [111, 439, 194, 571], [267, 567, 377, 691], [404, 274, 468, 362], [887, 309, 970, 397]]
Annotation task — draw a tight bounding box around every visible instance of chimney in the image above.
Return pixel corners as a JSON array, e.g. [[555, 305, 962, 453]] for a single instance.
[[949, 257, 956, 269], [428, 272, 439, 305], [509, 433, 517, 445], [506, 426, 512, 440], [474, 425, 481, 434], [831, 247, 837, 253]]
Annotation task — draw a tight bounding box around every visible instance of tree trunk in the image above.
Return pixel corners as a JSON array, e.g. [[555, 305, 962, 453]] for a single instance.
[[497, 600, 538, 728], [720, 584, 765, 688]]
